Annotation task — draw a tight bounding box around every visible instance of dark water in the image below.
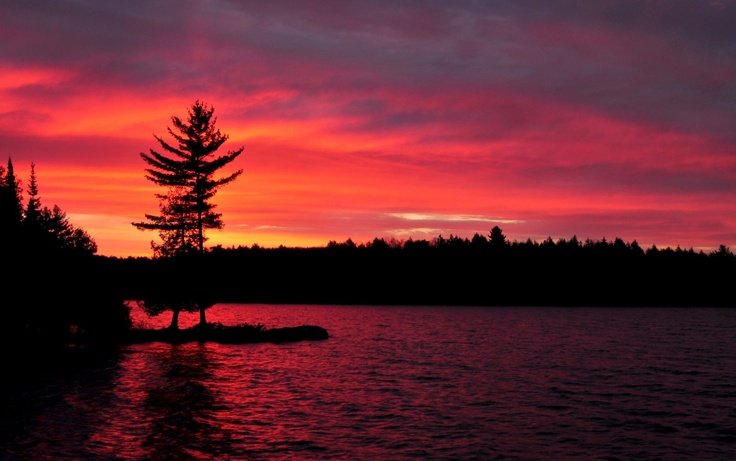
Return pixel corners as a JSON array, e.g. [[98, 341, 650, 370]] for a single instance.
[[2, 305, 735, 460]]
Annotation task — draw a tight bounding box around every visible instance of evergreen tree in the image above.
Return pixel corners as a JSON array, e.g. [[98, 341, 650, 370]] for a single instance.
[[0, 157, 23, 248], [133, 100, 243, 253], [4, 161, 110, 349], [132, 100, 243, 326], [489, 226, 507, 248], [144, 187, 200, 258], [22, 162, 44, 245], [25, 162, 41, 223], [21, 163, 97, 255], [38, 204, 97, 254]]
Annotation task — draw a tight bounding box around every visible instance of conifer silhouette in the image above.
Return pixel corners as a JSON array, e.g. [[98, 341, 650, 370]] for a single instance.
[[133, 101, 244, 327]]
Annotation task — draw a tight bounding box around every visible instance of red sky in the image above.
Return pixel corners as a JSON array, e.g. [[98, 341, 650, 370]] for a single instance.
[[2, 0, 736, 257]]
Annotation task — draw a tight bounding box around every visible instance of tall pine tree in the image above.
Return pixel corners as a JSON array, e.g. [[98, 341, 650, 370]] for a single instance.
[[0, 158, 23, 251], [22, 162, 43, 245], [133, 100, 244, 327]]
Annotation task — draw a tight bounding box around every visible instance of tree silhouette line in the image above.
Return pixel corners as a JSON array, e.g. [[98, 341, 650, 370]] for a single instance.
[[1, 157, 130, 361], [139, 226, 732, 308], [1, 159, 97, 255], [2, 100, 735, 352]]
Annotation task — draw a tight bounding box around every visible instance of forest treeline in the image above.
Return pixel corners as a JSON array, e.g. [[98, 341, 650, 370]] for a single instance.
[[106, 229, 736, 309], [1, 158, 131, 354]]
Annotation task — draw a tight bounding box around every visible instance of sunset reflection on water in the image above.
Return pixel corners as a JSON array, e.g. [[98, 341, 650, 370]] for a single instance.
[[3, 305, 735, 460]]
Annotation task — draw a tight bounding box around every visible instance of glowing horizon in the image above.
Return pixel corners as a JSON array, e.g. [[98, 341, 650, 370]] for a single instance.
[[2, 1, 735, 257]]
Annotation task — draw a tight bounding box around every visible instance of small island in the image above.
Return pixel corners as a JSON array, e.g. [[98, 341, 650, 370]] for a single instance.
[[123, 323, 329, 345]]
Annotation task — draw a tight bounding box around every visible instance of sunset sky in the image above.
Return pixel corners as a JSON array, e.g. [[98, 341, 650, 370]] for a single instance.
[[2, 0, 735, 257]]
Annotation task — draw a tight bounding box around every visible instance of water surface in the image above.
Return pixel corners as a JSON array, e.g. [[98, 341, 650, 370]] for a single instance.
[[2, 305, 735, 460]]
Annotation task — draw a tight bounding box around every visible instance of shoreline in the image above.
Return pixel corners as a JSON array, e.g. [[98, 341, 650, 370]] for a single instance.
[[121, 324, 330, 345]]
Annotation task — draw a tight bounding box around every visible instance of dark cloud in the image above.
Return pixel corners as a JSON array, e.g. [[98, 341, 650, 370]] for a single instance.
[[5, 0, 733, 136], [0, 109, 53, 133], [521, 161, 736, 196]]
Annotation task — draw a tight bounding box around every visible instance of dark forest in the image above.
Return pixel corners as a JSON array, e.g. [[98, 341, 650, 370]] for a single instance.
[[108, 230, 736, 309]]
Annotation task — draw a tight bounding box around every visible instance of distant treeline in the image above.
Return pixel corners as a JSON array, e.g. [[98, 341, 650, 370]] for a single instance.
[[104, 227, 736, 308]]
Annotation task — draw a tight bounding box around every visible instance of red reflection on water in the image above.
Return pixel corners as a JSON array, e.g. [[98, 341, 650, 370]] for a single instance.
[[9, 306, 735, 460], [94, 342, 260, 460]]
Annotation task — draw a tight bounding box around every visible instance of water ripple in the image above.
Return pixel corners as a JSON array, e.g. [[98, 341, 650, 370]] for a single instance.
[[1, 306, 735, 460]]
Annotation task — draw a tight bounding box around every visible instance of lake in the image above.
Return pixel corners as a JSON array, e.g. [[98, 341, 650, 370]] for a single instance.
[[2, 305, 735, 460]]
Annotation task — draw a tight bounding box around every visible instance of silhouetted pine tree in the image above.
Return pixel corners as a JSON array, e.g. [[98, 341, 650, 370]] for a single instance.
[[3, 161, 126, 352], [36, 205, 97, 254], [489, 226, 507, 248], [133, 100, 243, 253], [23, 162, 42, 240], [24, 163, 97, 255], [143, 187, 200, 257], [0, 157, 23, 250], [132, 100, 244, 327]]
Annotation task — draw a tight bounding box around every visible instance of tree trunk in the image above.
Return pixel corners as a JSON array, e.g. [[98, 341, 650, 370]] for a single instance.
[[169, 309, 180, 330], [199, 307, 207, 326]]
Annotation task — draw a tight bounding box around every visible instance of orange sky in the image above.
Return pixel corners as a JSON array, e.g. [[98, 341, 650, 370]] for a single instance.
[[2, 1, 736, 257]]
